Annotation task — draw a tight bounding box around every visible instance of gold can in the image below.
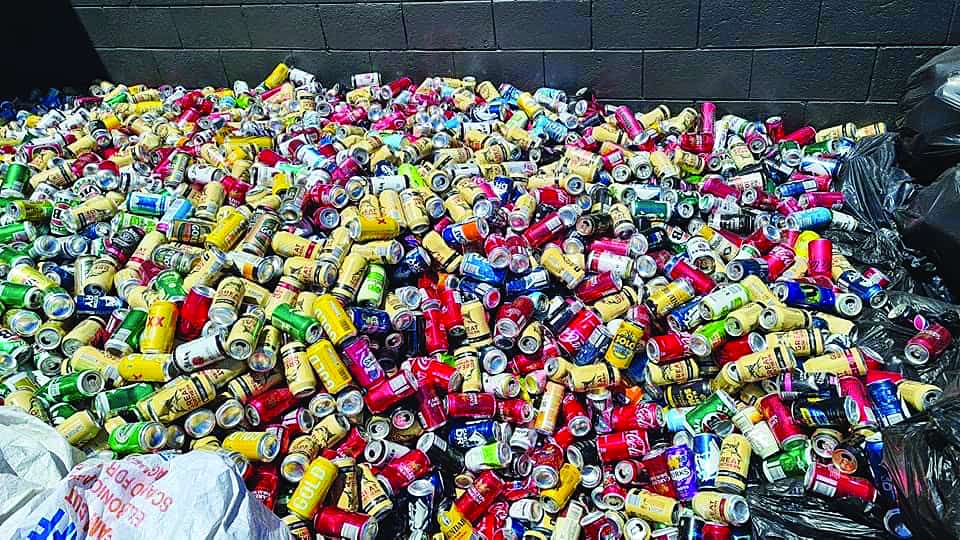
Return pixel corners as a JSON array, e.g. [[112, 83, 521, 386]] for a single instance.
[[533, 381, 564, 434], [127, 230, 166, 272], [136, 374, 216, 423], [711, 363, 744, 395], [282, 435, 322, 482], [209, 277, 245, 325], [311, 413, 350, 449], [422, 230, 462, 272], [141, 300, 178, 354], [804, 348, 867, 376], [71, 345, 120, 382], [400, 189, 430, 234], [222, 431, 280, 462], [540, 463, 581, 514], [647, 279, 696, 316], [331, 457, 360, 511], [738, 275, 780, 305], [624, 489, 679, 525], [359, 462, 394, 518], [715, 433, 751, 493], [813, 312, 855, 336], [84, 256, 117, 296], [183, 246, 229, 291], [125, 285, 163, 310], [438, 506, 475, 540], [593, 288, 637, 322], [117, 353, 176, 383], [205, 205, 251, 251], [758, 305, 811, 331], [733, 344, 796, 383], [453, 346, 482, 392], [330, 253, 367, 302], [647, 358, 699, 386], [225, 307, 266, 361], [56, 410, 102, 446], [306, 339, 353, 394], [724, 302, 765, 337], [226, 370, 283, 401], [272, 231, 323, 259], [763, 329, 825, 357], [569, 363, 620, 392], [378, 189, 406, 229], [281, 341, 317, 398], [541, 246, 585, 289], [62, 317, 105, 356], [295, 291, 319, 318], [461, 299, 492, 346], [314, 294, 358, 346], [898, 380, 943, 412], [288, 456, 339, 519]]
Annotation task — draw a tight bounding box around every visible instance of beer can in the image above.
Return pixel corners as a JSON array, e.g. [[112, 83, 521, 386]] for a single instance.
[[715, 433, 751, 493], [315, 294, 358, 346], [140, 300, 178, 354], [624, 489, 679, 525], [287, 456, 339, 519], [223, 431, 281, 462], [135, 374, 216, 423]]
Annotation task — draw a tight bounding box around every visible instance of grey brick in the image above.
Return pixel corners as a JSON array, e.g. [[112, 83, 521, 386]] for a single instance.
[[133, 0, 375, 4], [544, 52, 642, 99], [221, 50, 292, 86], [644, 50, 752, 100], [699, 0, 816, 47], [818, 0, 952, 45], [171, 6, 250, 48], [950, 2, 960, 44], [804, 102, 898, 128], [494, 0, 591, 50], [750, 48, 875, 100], [244, 5, 325, 49], [709, 101, 807, 132], [593, 0, 698, 49], [453, 51, 545, 90], [152, 49, 227, 88], [71, 0, 130, 5], [78, 7, 181, 48], [871, 47, 948, 101], [320, 4, 405, 49], [404, 2, 494, 50], [98, 48, 162, 85], [287, 50, 373, 88], [370, 51, 456, 83]]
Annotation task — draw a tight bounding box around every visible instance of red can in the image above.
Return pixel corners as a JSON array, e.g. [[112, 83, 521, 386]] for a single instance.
[[416, 383, 448, 431], [557, 308, 603, 355], [667, 258, 716, 295], [703, 521, 733, 540], [495, 296, 534, 344], [590, 238, 631, 257], [641, 447, 678, 498], [246, 387, 297, 426], [477, 501, 508, 540], [837, 376, 877, 427], [582, 510, 618, 540], [423, 305, 448, 354], [596, 430, 650, 463], [407, 356, 462, 391], [446, 392, 498, 418], [800, 191, 845, 209], [334, 426, 367, 459], [615, 105, 643, 141], [248, 463, 279, 510], [484, 234, 510, 269], [807, 239, 833, 279], [905, 321, 952, 365], [522, 211, 565, 247], [700, 177, 741, 199], [439, 287, 466, 337], [715, 336, 754, 366], [611, 403, 665, 432], [743, 225, 781, 254], [758, 393, 805, 449], [863, 267, 891, 288], [528, 442, 565, 488], [177, 285, 214, 341], [380, 76, 412, 99], [506, 234, 531, 274], [537, 186, 577, 207], [377, 449, 431, 496], [613, 459, 650, 485], [313, 506, 378, 540], [782, 125, 817, 145], [562, 392, 592, 436], [765, 116, 785, 143], [805, 462, 877, 502], [575, 272, 623, 303], [364, 370, 418, 414], [455, 469, 506, 522], [646, 332, 690, 364], [498, 398, 534, 424], [553, 425, 576, 450]]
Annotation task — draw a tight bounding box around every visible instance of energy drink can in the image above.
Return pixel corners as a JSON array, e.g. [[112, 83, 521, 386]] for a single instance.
[[693, 432, 721, 488]]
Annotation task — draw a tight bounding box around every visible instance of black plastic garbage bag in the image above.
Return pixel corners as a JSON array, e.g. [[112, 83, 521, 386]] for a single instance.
[[883, 384, 960, 539], [747, 478, 893, 539], [836, 134, 915, 230], [897, 46, 960, 184], [896, 165, 960, 300]]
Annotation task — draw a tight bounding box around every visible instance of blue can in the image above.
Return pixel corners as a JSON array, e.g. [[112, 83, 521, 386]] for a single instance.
[[39, 262, 74, 291], [74, 295, 125, 316], [867, 379, 906, 427], [725, 258, 769, 282], [774, 281, 837, 312], [497, 84, 520, 105], [125, 192, 168, 217], [456, 277, 500, 307], [447, 419, 499, 450], [864, 433, 900, 506], [667, 299, 703, 333], [491, 176, 515, 205], [667, 443, 698, 501], [404, 317, 425, 356], [572, 326, 611, 366], [391, 246, 431, 281], [800, 155, 840, 177], [837, 269, 887, 309], [505, 269, 551, 296], [785, 207, 833, 230], [622, 351, 650, 388], [458, 252, 506, 285], [693, 432, 721, 488], [350, 307, 392, 334]]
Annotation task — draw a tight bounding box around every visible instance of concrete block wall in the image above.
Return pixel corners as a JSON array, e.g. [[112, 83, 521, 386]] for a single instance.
[[70, 0, 960, 128]]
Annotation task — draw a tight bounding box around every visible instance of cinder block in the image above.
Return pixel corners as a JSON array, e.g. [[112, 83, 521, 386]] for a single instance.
[[644, 50, 752, 100], [404, 2, 494, 50], [750, 48, 874, 100], [494, 0, 590, 50]]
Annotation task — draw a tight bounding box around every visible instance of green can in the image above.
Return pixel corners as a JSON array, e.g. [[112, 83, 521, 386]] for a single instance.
[[689, 320, 728, 357], [94, 383, 156, 418], [0, 245, 32, 269], [700, 283, 750, 321], [1, 163, 32, 197], [112, 212, 159, 233], [271, 303, 323, 344], [684, 389, 738, 435], [48, 402, 79, 426], [762, 443, 812, 482], [36, 370, 105, 404], [0, 281, 43, 309], [104, 308, 148, 356], [108, 421, 167, 455], [152, 269, 187, 302], [356, 263, 387, 307], [0, 222, 36, 243], [631, 199, 672, 221], [7, 200, 53, 223]]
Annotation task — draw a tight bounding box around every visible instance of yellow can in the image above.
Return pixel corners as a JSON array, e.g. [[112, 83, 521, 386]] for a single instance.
[[793, 230, 821, 258], [541, 246, 585, 289], [763, 329, 825, 357], [62, 317, 105, 356], [461, 300, 492, 347], [647, 358, 700, 386], [359, 462, 394, 518], [306, 339, 353, 394], [330, 253, 367, 302], [226, 370, 283, 402], [593, 288, 637, 322], [273, 231, 324, 259], [314, 294, 358, 346], [281, 341, 317, 398], [804, 348, 867, 376], [569, 363, 620, 392], [647, 279, 696, 316], [898, 380, 943, 412], [438, 506, 475, 540], [347, 215, 400, 241], [84, 257, 117, 296], [205, 205, 251, 251], [758, 305, 811, 331], [140, 300, 178, 354], [724, 302, 765, 337], [624, 489, 679, 525], [136, 374, 216, 423], [311, 413, 350, 449], [715, 433, 752, 493], [71, 345, 121, 382], [56, 410, 102, 446], [117, 353, 176, 383], [540, 463, 581, 514], [332, 456, 360, 511], [222, 431, 280, 462], [733, 344, 796, 383], [287, 456, 338, 519], [422, 230, 462, 272]]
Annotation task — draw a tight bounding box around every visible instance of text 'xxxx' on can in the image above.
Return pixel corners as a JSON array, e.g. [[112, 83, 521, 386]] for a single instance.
[[140, 300, 178, 354]]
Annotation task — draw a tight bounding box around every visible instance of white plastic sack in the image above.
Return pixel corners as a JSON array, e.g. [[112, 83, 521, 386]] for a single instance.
[[0, 406, 86, 524], [0, 421, 289, 540]]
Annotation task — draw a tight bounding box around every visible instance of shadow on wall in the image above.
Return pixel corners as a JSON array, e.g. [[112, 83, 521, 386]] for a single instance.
[[3, 0, 107, 99]]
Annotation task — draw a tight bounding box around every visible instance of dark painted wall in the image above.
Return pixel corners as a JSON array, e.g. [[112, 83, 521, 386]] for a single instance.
[[58, 0, 960, 127]]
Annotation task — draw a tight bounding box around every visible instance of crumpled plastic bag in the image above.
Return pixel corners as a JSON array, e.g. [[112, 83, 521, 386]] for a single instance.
[[896, 165, 960, 301], [883, 384, 960, 539], [746, 478, 894, 539], [897, 46, 960, 184], [836, 134, 915, 230], [0, 407, 86, 524], [0, 438, 288, 540]]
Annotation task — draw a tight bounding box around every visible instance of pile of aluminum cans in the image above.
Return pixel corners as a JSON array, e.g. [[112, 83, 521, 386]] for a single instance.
[[0, 62, 946, 539]]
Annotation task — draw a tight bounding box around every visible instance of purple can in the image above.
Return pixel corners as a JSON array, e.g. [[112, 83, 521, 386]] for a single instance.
[[666, 443, 697, 501]]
